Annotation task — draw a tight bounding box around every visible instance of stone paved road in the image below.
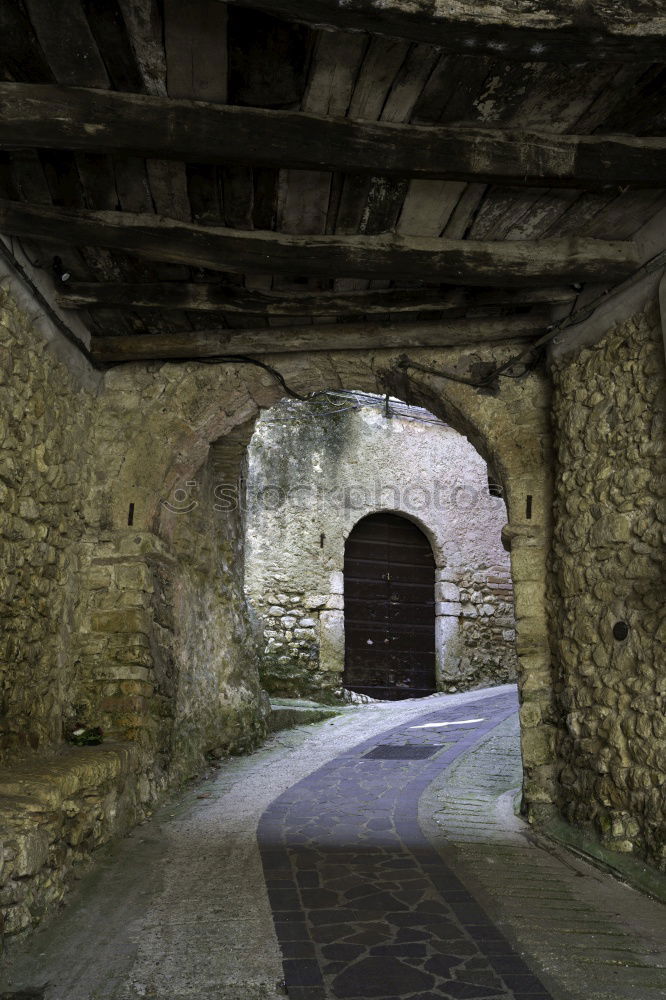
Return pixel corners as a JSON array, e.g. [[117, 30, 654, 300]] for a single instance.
[[1, 685, 664, 1000], [420, 713, 666, 1000], [259, 689, 554, 1000]]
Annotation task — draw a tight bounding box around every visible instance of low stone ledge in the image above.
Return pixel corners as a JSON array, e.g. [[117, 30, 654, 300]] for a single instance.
[[0, 742, 152, 938], [268, 700, 342, 733], [0, 743, 137, 807]]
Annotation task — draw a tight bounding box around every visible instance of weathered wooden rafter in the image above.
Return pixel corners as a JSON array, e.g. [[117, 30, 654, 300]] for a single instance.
[[1, 85, 664, 189], [224, 0, 666, 63], [57, 281, 576, 315], [92, 314, 549, 362], [0, 200, 639, 286]]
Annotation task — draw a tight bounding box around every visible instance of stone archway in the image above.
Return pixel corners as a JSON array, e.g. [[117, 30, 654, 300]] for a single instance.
[[243, 392, 518, 704], [343, 511, 437, 700], [80, 343, 555, 823], [318, 506, 446, 700]]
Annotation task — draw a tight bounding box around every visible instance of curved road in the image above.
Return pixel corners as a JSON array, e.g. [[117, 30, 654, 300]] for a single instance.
[[1, 685, 664, 1000], [258, 688, 551, 1000]]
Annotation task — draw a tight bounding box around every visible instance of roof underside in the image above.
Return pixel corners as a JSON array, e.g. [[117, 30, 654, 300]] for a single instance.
[[0, 0, 664, 364]]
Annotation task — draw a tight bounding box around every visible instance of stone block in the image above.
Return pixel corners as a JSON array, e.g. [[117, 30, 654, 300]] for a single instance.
[[0, 880, 29, 907], [86, 566, 112, 590], [510, 544, 543, 582], [15, 829, 50, 877], [435, 601, 461, 617], [18, 497, 39, 521], [90, 609, 148, 635], [514, 581, 545, 619], [589, 513, 631, 546], [436, 616, 462, 684], [319, 610, 344, 674], [435, 567, 458, 583], [305, 595, 328, 610], [520, 723, 556, 767], [519, 700, 542, 729], [3, 902, 32, 935], [114, 563, 154, 592], [435, 582, 460, 602], [102, 665, 152, 683]]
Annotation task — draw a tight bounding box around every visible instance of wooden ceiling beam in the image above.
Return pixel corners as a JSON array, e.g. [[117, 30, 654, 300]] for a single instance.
[[224, 0, 666, 63], [1, 85, 665, 189], [0, 200, 639, 286], [91, 314, 550, 362], [56, 281, 577, 314]]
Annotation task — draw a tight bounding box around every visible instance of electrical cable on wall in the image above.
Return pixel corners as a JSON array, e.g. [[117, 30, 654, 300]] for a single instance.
[[3, 239, 664, 399], [0, 239, 94, 363], [399, 247, 666, 392]]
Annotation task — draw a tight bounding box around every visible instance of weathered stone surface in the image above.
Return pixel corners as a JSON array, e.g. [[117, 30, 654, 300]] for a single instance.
[[0, 743, 148, 937], [245, 397, 518, 699], [0, 277, 271, 938], [0, 268, 558, 937], [0, 281, 95, 759], [550, 298, 666, 871]]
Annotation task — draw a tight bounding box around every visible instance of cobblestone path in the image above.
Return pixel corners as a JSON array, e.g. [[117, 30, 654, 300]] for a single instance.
[[421, 714, 666, 1000], [2, 687, 663, 1000], [258, 689, 555, 1000]]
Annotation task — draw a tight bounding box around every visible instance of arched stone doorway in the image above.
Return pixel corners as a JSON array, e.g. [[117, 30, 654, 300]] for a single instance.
[[344, 512, 436, 700], [83, 346, 555, 826]]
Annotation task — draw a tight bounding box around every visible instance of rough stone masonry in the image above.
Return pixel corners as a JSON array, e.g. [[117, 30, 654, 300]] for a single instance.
[[550, 299, 666, 871], [244, 395, 518, 700], [0, 256, 664, 942]]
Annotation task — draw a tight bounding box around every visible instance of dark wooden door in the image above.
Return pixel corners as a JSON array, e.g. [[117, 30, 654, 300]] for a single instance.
[[343, 512, 436, 700]]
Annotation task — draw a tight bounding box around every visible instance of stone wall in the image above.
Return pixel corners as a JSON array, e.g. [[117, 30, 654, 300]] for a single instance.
[[164, 432, 269, 783], [0, 275, 97, 760], [455, 565, 516, 691], [550, 298, 666, 870], [74, 383, 270, 789], [0, 280, 555, 935], [0, 275, 155, 938], [0, 276, 269, 939], [0, 744, 148, 936], [245, 396, 518, 700]]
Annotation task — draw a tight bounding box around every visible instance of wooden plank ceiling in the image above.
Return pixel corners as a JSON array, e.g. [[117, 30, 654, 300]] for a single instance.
[[0, 0, 664, 363]]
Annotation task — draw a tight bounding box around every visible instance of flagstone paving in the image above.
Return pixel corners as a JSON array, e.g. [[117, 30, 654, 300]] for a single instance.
[[258, 689, 666, 1000], [1, 685, 664, 1000], [258, 690, 556, 1000]]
